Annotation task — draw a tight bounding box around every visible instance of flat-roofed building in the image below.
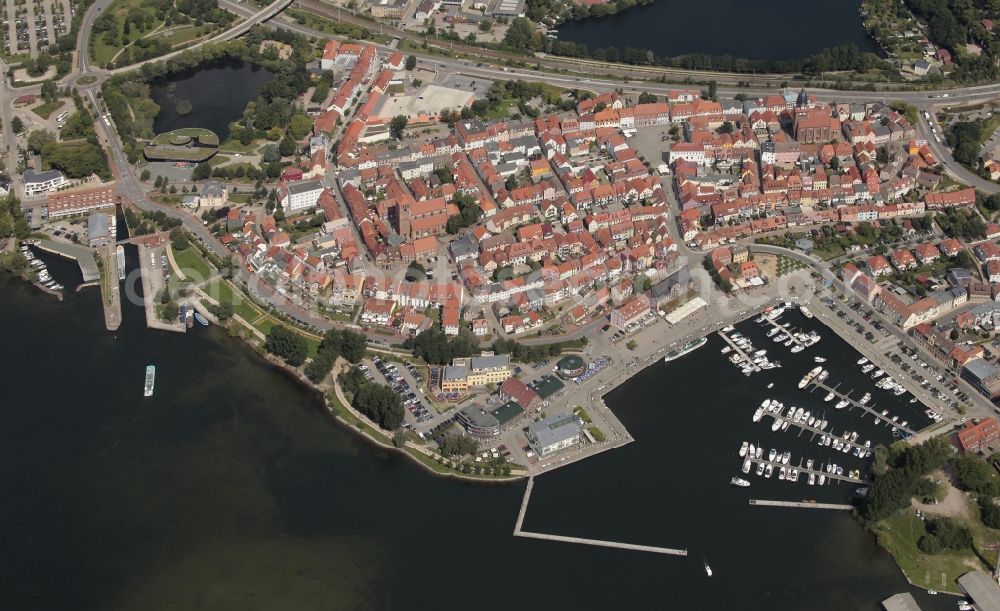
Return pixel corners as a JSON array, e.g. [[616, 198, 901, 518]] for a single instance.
[[46, 184, 116, 218], [958, 571, 1000, 611], [440, 365, 469, 392], [87, 212, 111, 247], [527, 413, 582, 458], [456, 404, 500, 437]]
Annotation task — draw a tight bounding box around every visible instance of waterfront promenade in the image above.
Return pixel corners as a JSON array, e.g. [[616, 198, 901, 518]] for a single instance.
[[749, 499, 853, 510]]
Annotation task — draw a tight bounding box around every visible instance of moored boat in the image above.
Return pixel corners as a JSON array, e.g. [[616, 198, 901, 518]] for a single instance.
[[144, 365, 156, 397]]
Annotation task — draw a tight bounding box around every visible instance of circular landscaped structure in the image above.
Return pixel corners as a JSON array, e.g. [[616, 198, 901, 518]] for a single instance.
[[143, 127, 220, 162], [556, 355, 586, 379]]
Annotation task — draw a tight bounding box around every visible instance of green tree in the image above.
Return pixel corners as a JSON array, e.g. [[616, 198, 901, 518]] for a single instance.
[[278, 133, 297, 157], [390, 115, 408, 139], [11, 117, 23, 134], [264, 326, 308, 366], [289, 113, 313, 139], [192, 162, 212, 181], [140, 168, 151, 181], [169, 228, 190, 250], [405, 54, 417, 70]]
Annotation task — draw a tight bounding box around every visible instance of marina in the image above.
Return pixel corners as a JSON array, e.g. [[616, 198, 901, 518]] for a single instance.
[[805, 377, 917, 436]]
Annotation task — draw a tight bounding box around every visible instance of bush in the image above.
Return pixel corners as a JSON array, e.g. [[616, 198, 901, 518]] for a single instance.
[[980, 498, 1000, 530], [917, 534, 942, 554], [926, 517, 973, 550]]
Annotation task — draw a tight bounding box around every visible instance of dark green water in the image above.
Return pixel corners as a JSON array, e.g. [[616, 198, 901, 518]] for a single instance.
[[0, 252, 955, 610], [556, 0, 880, 61], [150, 59, 277, 141]]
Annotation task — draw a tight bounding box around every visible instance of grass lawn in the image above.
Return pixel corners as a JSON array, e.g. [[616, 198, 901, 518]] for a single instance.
[[202, 278, 262, 322], [171, 246, 214, 281], [32, 100, 65, 119], [484, 99, 518, 120], [218, 139, 260, 154], [163, 24, 211, 47], [208, 155, 231, 167], [228, 193, 251, 204], [876, 511, 980, 594]]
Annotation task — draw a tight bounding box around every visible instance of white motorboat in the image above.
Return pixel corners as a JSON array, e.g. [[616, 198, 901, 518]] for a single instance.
[[781, 420, 790, 431], [859, 393, 872, 405], [835, 400, 849, 409], [731, 476, 750, 487], [756, 463, 765, 476], [739, 441, 749, 457], [722, 325, 735, 333], [752, 408, 765, 422], [814, 357, 826, 363], [790, 345, 805, 353], [772, 418, 783, 432], [765, 465, 773, 478], [824, 392, 835, 402], [808, 473, 816, 485], [861, 364, 875, 373], [857, 357, 869, 365], [818, 474, 826, 485], [705, 561, 713, 577], [781, 451, 790, 465], [778, 467, 786, 480], [768, 449, 777, 462], [743, 459, 752, 474]]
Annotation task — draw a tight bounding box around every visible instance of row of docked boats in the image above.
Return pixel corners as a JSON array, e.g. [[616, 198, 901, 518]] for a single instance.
[[720, 329, 781, 376], [20, 245, 63, 291], [737, 442, 864, 485]]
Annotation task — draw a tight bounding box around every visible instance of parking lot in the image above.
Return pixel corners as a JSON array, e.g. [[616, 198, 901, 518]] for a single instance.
[[362, 355, 433, 427]]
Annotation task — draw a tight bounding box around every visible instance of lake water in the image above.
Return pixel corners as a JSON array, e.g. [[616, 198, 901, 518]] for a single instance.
[[150, 59, 276, 141], [0, 252, 955, 610], [556, 0, 880, 62]]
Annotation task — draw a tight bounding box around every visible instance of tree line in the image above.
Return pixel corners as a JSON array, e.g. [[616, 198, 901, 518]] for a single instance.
[[305, 328, 367, 383]]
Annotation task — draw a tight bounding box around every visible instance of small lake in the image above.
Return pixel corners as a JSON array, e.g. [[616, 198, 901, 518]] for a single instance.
[[556, 0, 880, 62], [150, 59, 277, 141]]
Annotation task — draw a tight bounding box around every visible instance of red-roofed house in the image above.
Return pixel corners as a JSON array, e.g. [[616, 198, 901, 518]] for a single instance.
[[956, 418, 1000, 453]]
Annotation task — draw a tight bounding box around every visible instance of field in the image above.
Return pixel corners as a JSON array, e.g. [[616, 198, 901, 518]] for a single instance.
[[876, 511, 976, 594]]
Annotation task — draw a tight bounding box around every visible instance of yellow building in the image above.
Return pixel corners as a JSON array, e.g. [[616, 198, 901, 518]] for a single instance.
[[441, 354, 512, 391]]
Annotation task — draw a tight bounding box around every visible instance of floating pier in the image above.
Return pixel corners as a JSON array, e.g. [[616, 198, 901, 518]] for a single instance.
[[749, 499, 853, 510], [808, 379, 916, 436], [743, 457, 870, 485], [513, 477, 687, 556], [760, 316, 807, 350], [758, 412, 870, 454]]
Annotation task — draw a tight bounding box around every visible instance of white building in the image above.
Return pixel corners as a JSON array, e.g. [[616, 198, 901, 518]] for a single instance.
[[279, 179, 325, 213], [23, 169, 65, 197]]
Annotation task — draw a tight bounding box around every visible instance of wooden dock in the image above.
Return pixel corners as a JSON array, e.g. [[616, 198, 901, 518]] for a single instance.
[[808, 379, 916, 435], [749, 499, 853, 510], [513, 477, 687, 557]]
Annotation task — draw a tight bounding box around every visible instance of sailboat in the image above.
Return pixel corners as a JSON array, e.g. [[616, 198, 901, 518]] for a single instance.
[[704, 561, 713, 577]]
